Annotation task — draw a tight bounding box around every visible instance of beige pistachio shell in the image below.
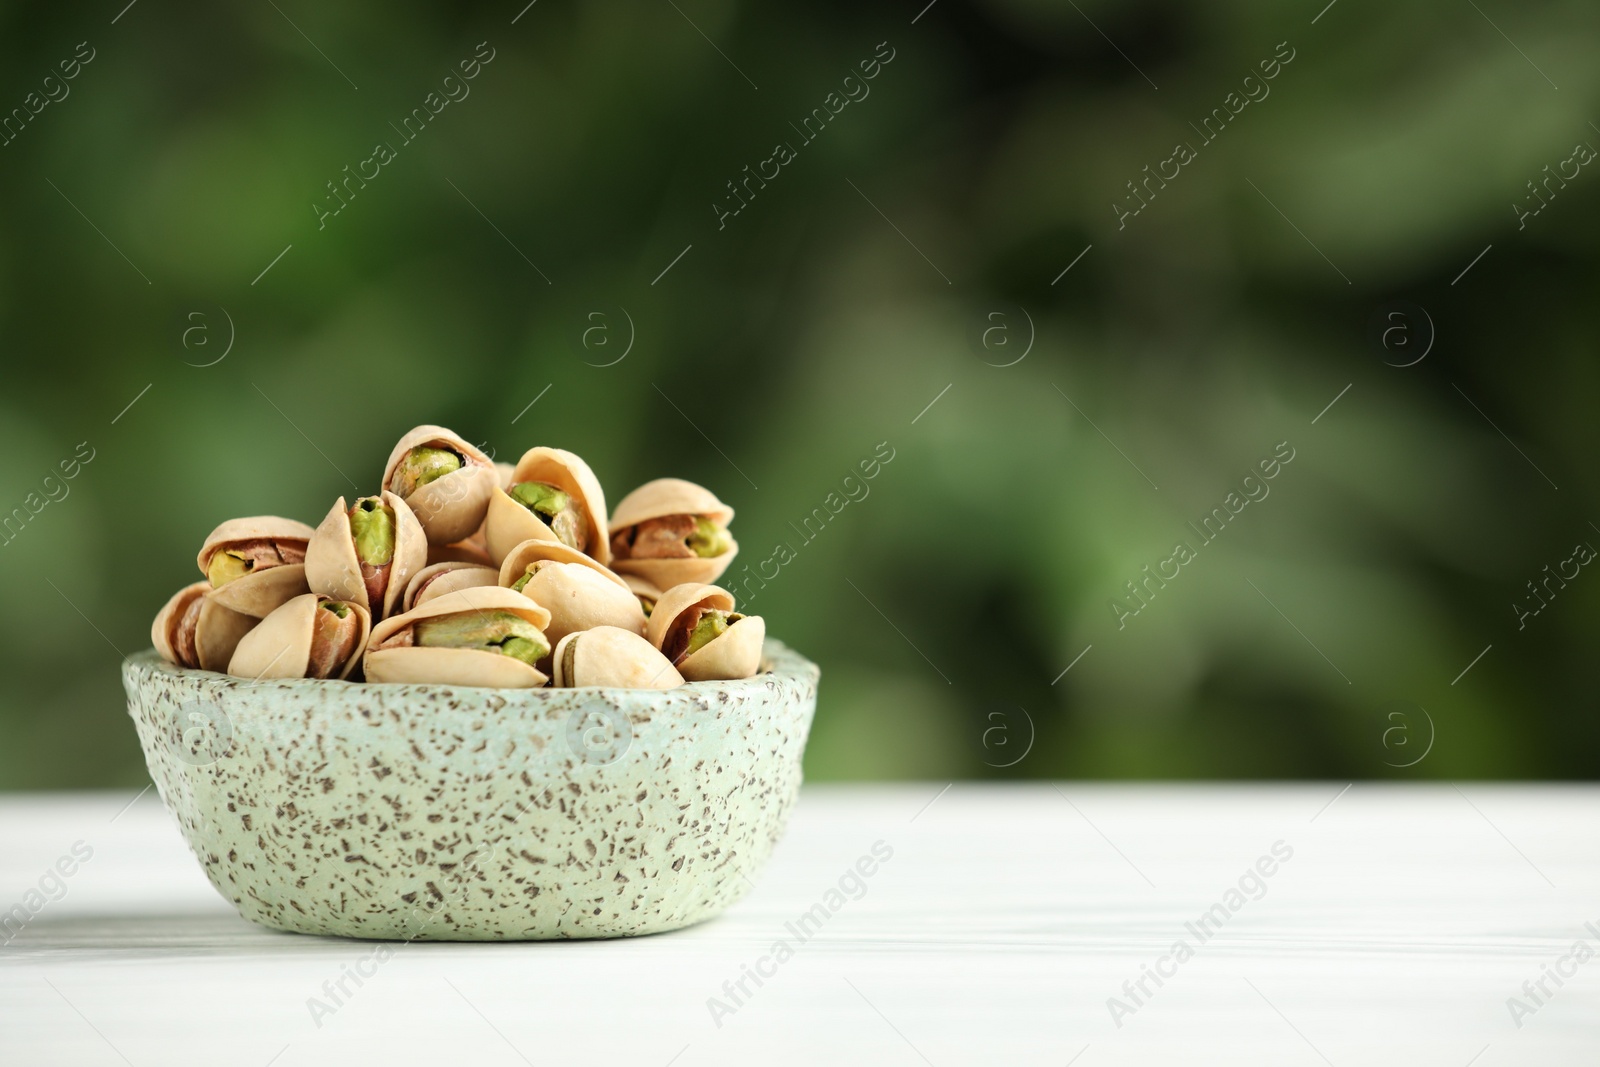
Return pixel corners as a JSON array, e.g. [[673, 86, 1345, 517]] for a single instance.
[[489, 446, 610, 565], [194, 516, 315, 575], [609, 478, 735, 529], [227, 593, 370, 681], [646, 582, 763, 681], [206, 564, 311, 618], [484, 487, 557, 566], [152, 581, 207, 666], [611, 544, 739, 590], [402, 562, 500, 612], [496, 538, 630, 591], [151, 582, 258, 672], [304, 492, 427, 621], [363, 586, 551, 687], [678, 613, 764, 681], [518, 562, 647, 647], [552, 627, 683, 689], [608, 478, 737, 586], [381, 425, 498, 545], [494, 461, 515, 490], [645, 583, 737, 649]]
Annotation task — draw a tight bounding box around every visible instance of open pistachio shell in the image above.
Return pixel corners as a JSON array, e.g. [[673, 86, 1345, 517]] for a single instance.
[[496, 538, 630, 591], [204, 564, 310, 617], [153, 581, 209, 666], [195, 516, 314, 618], [363, 587, 552, 687], [484, 447, 610, 565], [151, 582, 258, 673], [646, 583, 735, 647], [646, 582, 764, 681], [304, 492, 427, 621], [227, 593, 370, 681], [608, 478, 738, 587], [402, 561, 500, 612], [494, 461, 515, 490], [194, 516, 316, 574], [610, 478, 735, 529], [515, 561, 647, 647], [677, 613, 763, 681], [552, 627, 683, 689], [381, 425, 498, 545]]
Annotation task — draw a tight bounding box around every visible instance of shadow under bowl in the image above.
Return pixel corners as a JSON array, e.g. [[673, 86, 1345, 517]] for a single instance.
[[121, 640, 818, 941]]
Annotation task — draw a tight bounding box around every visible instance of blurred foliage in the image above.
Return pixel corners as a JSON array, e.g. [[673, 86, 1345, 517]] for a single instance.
[[0, 0, 1596, 790]]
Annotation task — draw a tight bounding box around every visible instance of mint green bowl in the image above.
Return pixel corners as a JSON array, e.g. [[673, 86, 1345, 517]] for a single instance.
[[121, 640, 818, 941]]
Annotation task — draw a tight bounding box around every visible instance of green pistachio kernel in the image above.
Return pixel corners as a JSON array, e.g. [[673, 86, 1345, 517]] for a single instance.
[[349, 498, 396, 567], [687, 517, 730, 559], [394, 446, 463, 496], [413, 610, 550, 664], [322, 600, 350, 619], [510, 560, 552, 594], [509, 481, 571, 519], [207, 551, 251, 588], [685, 610, 737, 658], [499, 636, 545, 666], [510, 482, 585, 549]]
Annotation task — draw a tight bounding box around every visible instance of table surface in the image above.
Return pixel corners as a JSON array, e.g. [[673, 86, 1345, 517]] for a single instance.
[[0, 783, 1595, 1066]]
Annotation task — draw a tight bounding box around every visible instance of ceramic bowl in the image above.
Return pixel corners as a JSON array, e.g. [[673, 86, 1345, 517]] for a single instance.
[[121, 640, 818, 941]]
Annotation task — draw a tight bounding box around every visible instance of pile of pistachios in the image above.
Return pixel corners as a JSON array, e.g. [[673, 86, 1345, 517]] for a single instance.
[[151, 425, 763, 689]]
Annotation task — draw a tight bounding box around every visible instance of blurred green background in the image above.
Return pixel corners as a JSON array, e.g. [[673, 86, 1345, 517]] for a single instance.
[[0, 0, 1595, 790]]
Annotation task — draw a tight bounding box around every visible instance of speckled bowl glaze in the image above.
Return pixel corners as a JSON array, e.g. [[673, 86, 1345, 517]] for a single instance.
[[121, 640, 818, 941]]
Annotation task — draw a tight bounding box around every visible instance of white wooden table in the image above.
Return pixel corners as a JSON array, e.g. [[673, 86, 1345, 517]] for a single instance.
[[1, 784, 1595, 1065]]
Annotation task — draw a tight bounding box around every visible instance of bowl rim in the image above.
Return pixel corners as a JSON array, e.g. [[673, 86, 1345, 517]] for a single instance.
[[122, 636, 817, 701]]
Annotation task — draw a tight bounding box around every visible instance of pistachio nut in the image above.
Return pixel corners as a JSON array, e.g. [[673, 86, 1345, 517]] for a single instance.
[[484, 447, 609, 565], [401, 561, 500, 612], [196, 516, 314, 617], [151, 581, 258, 673], [646, 582, 765, 681], [304, 492, 427, 621], [227, 593, 370, 680], [494, 461, 515, 491], [497, 538, 644, 647], [497, 537, 629, 590], [381, 425, 498, 546], [364, 586, 553, 687], [551, 626, 683, 689], [608, 478, 738, 587]]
